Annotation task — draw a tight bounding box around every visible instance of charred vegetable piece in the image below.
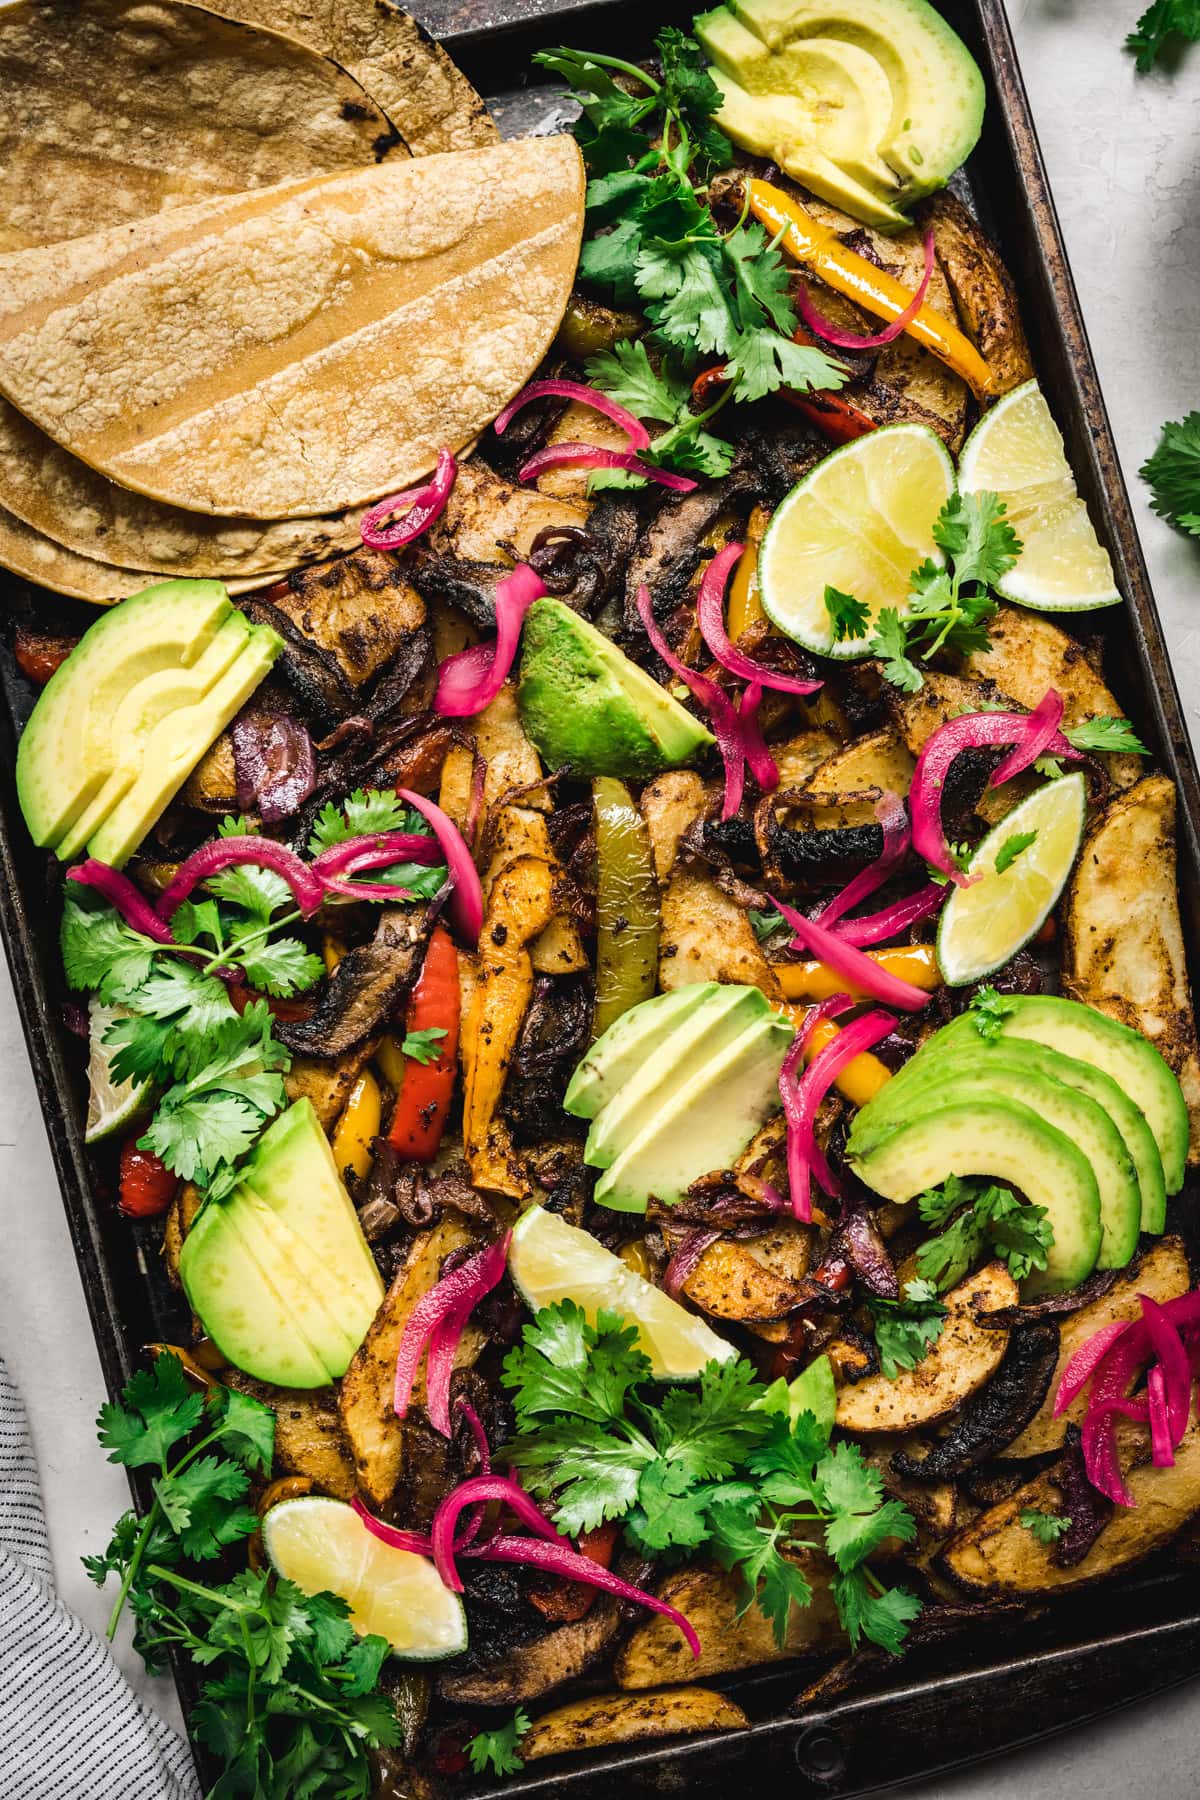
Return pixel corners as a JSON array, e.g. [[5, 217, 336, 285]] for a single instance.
[[461, 855, 557, 1197], [277, 909, 432, 1060], [593, 777, 660, 1037], [891, 1322, 1059, 1480], [615, 1562, 842, 1688], [441, 1600, 622, 1706], [386, 925, 460, 1163], [118, 1138, 178, 1217], [520, 1688, 748, 1761]]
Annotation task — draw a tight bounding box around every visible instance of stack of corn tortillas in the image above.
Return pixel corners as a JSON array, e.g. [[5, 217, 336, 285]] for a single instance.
[[0, 0, 584, 603]]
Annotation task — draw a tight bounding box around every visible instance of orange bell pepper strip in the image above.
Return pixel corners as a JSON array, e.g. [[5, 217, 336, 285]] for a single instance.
[[776, 943, 941, 1003], [746, 178, 997, 400], [804, 1016, 893, 1106], [726, 504, 770, 640]]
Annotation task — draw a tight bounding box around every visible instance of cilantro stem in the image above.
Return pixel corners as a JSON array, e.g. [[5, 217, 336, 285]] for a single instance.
[[200, 905, 303, 976], [570, 49, 660, 91], [106, 1422, 230, 1638]]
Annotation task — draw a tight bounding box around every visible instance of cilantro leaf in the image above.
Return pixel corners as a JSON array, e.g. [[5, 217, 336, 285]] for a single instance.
[[400, 1026, 448, 1066], [1020, 1507, 1073, 1543], [60, 898, 158, 1000], [155, 1456, 257, 1560], [137, 1002, 289, 1187], [502, 1301, 652, 1426], [511, 1419, 651, 1534], [97, 1354, 205, 1469], [238, 935, 324, 998], [994, 829, 1037, 873], [626, 1460, 714, 1552], [207, 863, 293, 924], [749, 907, 789, 944], [824, 585, 870, 643], [833, 1569, 922, 1655], [967, 984, 1016, 1041], [217, 813, 258, 838], [866, 1280, 948, 1378], [585, 338, 684, 424], [306, 788, 428, 856], [1065, 715, 1149, 757], [868, 608, 923, 693], [467, 1708, 531, 1779], [707, 1501, 814, 1646], [1126, 0, 1200, 72], [933, 490, 1021, 590], [915, 1178, 1054, 1289], [210, 1386, 275, 1475]]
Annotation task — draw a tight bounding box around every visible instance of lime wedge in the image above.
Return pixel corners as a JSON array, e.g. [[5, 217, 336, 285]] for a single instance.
[[261, 1496, 467, 1659], [958, 381, 1120, 611], [757, 422, 955, 658], [508, 1204, 735, 1380], [937, 772, 1088, 986], [84, 998, 151, 1143]]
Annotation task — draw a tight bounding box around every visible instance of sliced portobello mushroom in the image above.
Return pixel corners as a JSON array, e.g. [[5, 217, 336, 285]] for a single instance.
[[276, 907, 433, 1059], [890, 1321, 1060, 1481], [439, 1599, 622, 1705]]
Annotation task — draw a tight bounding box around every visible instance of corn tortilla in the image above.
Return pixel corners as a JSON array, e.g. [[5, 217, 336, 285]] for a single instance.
[[0, 505, 284, 602], [0, 397, 363, 579], [208, 0, 497, 155], [0, 139, 586, 520], [0, 0, 400, 254]]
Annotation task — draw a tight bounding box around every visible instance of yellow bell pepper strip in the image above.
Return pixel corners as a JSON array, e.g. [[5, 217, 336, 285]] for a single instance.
[[462, 855, 557, 1199], [374, 1033, 408, 1092], [746, 179, 997, 400], [322, 933, 347, 975], [593, 777, 660, 1039], [726, 505, 769, 640], [777, 943, 941, 1003], [802, 1014, 893, 1107], [331, 1069, 381, 1185]]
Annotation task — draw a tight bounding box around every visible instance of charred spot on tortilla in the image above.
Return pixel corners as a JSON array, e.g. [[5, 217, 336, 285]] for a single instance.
[[0, 0, 400, 252], [207, 0, 498, 155], [0, 139, 586, 520]]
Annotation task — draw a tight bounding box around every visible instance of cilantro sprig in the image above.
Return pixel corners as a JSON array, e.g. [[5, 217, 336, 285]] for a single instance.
[[870, 493, 1021, 690], [467, 1710, 531, 1779], [308, 788, 447, 898], [865, 1279, 948, 1379], [1020, 1508, 1073, 1544], [539, 28, 846, 477], [915, 1175, 1055, 1290], [86, 1354, 399, 1797], [503, 1303, 919, 1652]]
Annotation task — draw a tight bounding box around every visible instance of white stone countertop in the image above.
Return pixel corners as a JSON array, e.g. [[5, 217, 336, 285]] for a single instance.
[[1, 0, 1199, 1792]]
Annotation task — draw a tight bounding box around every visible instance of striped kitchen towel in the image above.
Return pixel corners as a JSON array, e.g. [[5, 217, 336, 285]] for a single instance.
[[0, 1353, 200, 1800]]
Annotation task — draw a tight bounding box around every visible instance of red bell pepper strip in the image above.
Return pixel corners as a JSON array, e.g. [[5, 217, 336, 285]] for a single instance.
[[387, 924, 460, 1161], [118, 1139, 178, 1218], [528, 1521, 619, 1622]]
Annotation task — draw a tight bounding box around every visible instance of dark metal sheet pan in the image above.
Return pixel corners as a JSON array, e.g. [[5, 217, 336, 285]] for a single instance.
[[1, 0, 1198, 1791]]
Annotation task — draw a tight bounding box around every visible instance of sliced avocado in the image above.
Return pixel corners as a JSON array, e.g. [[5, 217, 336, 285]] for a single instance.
[[518, 598, 713, 779], [586, 984, 770, 1166], [241, 1099, 384, 1323], [179, 1099, 383, 1388], [711, 0, 984, 218], [180, 1199, 335, 1389], [565, 984, 719, 1119], [936, 998, 1186, 1203], [595, 1011, 793, 1213], [16, 578, 233, 848], [87, 621, 281, 867], [867, 1032, 1165, 1241], [851, 1055, 1141, 1271], [849, 1097, 1102, 1293]]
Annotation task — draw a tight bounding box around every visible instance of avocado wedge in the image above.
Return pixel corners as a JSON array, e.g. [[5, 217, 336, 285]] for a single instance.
[[849, 1097, 1102, 1293], [861, 1033, 1165, 1241], [935, 997, 1187, 1201], [850, 1053, 1141, 1270]]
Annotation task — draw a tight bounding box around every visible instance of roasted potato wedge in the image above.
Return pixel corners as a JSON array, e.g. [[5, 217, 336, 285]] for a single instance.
[[483, 803, 587, 975], [439, 683, 547, 826], [963, 605, 1143, 789], [162, 1180, 203, 1288], [860, 1436, 958, 1534], [223, 1372, 356, 1501], [429, 456, 590, 560], [890, 672, 1014, 758], [835, 1264, 1017, 1434], [640, 770, 707, 883], [284, 1041, 379, 1130], [338, 1215, 483, 1508], [615, 1561, 842, 1688], [678, 1223, 813, 1322], [924, 192, 1034, 397], [1063, 774, 1200, 1160], [997, 1237, 1191, 1459], [270, 549, 426, 687], [803, 727, 916, 811], [440, 1601, 621, 1706], [942, 1416, 1200, 1596], [772, 728, 842, 791], [660, 870, 784, 1000], [521, 1687, 748, 1761]]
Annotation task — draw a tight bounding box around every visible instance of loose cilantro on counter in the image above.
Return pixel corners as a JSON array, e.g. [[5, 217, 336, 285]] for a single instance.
[[915, 1175, 1055, 1289], [538, 28, 846, 479], [86, 1354, 399, 1798], [865, 1279, 948, 1379], [502, 1303, 920, 1652], [467, 1710, 532, 1779], [1126, 0, 1200, 72]]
